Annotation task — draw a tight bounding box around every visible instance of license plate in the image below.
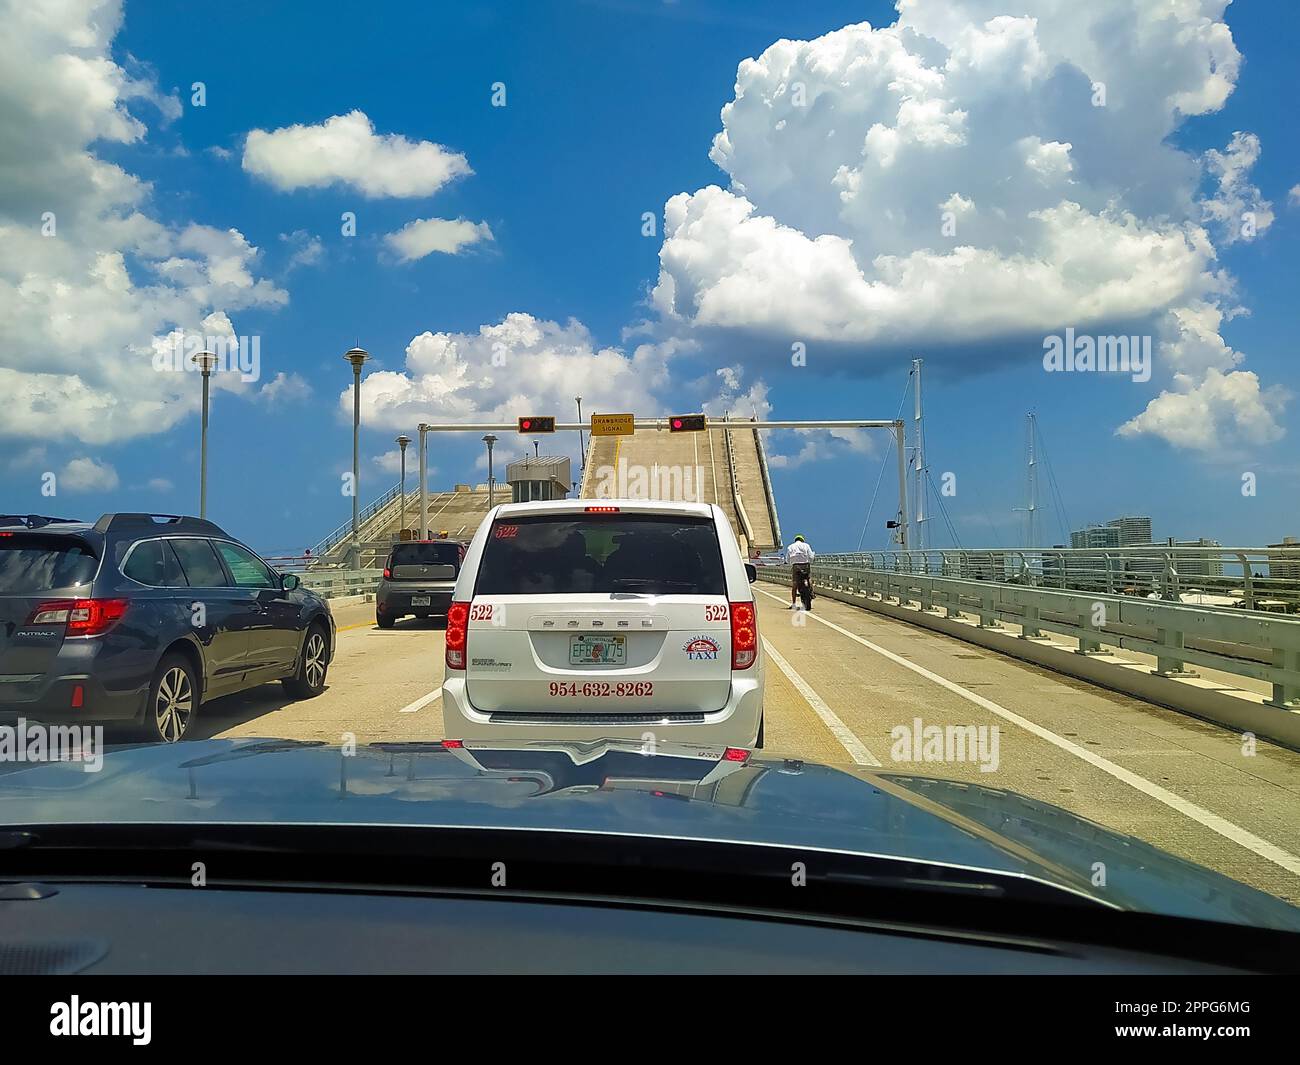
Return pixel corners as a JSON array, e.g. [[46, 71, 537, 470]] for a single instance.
[[570, 634, 626, 665], [411, 596, 431, 606]]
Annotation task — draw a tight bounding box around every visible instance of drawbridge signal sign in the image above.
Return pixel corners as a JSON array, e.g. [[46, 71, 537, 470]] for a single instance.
[[590, 413, 635, 437]]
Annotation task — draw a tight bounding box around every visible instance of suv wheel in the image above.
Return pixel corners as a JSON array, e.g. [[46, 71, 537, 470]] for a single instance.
[[376, 613, 395, 629], [144, 654, 198, 743], [284, 624, 329, 697]]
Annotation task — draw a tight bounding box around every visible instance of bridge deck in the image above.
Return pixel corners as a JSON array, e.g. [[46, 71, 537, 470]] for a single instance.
[[581, 424, 779, 552], [195, 590, 1300, 905]]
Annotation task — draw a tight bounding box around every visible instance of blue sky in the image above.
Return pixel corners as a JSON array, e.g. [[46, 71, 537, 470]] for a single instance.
[[2, 0, 1298, 555]]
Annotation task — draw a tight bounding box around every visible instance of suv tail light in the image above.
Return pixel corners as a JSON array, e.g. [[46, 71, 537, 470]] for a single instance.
[[29, 598, 129, 637], [383, 567, 391, 579], [445, 600, 470, 669], [730, 601, 757, 669]]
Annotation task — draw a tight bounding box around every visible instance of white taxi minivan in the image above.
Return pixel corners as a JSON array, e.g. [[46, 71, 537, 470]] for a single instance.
[[441, 499, 765, 748]]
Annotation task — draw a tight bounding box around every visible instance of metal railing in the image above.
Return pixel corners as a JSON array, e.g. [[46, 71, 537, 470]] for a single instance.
[[310, 481, 403, 558], [814, 546, 1300, 613], [300, 567, 384, 600], [752, 419, 782, 549], [721, 414, 755, 554], [760, 561, 1300, 709]]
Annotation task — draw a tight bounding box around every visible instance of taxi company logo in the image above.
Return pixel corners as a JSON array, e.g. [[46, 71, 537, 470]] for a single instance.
[[683, 635, 720, 661]]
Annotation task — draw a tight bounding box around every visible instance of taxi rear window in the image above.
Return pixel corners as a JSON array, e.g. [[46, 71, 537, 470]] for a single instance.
[[475, 514, 725, 595]]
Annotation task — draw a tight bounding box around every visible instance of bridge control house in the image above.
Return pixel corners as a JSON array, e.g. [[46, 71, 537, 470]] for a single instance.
[[507, 456, 572, 503]]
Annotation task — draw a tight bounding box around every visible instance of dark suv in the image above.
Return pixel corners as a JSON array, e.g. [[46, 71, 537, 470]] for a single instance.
[[0, 513, 335, 742], [375, 539, 465, 628]]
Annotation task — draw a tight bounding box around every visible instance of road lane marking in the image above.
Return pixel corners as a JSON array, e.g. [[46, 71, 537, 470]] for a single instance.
[[754, 587, 1300, 879], [762, 637, 880, 766], [336, 620, 372, 633], [398, 689, 443, 714]]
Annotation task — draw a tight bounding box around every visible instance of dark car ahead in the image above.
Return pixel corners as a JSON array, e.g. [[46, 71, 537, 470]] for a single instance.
[[375, 539, 465, 628], [0, 513, 335, 743]]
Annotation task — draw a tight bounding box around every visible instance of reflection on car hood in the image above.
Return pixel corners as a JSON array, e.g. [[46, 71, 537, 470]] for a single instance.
[[0, 737, 1296, 931]]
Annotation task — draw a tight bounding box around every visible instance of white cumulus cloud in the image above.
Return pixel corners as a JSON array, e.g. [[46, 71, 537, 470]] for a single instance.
[[651, 1, 1281, 452], [348, 313, 690, 430], [384, 217, 493, 262], [242, 110, 471, 198], [256, 372, 313, 405], [61, 456, 119, 492], [0, 0, 287, 446]]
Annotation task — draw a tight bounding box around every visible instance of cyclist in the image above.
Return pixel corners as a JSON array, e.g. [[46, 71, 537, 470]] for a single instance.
[[784, 534, 815, 609]]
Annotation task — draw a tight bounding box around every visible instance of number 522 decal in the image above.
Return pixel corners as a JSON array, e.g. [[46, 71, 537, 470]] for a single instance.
[[705, 604, 729, 621]]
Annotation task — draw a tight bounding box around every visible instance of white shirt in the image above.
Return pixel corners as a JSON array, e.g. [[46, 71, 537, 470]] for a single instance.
[[785, 541, 814, 564]]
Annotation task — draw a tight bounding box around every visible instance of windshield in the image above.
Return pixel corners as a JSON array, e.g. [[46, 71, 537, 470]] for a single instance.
[[2, 0, 1300, 956], [475, 515, 726, 595]]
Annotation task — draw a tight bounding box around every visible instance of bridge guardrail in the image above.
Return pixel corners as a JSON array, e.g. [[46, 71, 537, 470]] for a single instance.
[[816, 547, 1300, 613], [300, 568, 384, 600], [760, 562, 1300, 710], [310, 481, 403, 558]]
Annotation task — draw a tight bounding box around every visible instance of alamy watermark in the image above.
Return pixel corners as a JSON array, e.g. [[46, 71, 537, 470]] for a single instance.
[[889, 717, 1000, 773], [592, 460, 705, 501], [1042, 327, 1150, 383], [0, 718, 103, 772], [152, 332, 261, 382]]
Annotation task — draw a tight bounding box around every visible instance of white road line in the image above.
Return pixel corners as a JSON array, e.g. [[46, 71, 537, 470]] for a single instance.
[[762, 637, 880, 766], [754, 586, 1300, 879], [397, 689, 443, 714]]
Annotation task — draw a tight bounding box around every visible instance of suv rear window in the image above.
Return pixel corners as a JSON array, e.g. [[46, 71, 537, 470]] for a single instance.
[[475, 514, 725, 595], [389, 542, 462, 567], [0, 536, 98, 593]]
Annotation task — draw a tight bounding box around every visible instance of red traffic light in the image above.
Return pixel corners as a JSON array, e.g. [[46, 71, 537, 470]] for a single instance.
[[517, 416, 555, 433], [668, 413, 707, 433]]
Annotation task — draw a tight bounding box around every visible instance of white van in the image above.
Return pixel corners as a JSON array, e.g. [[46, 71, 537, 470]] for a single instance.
[[441, 499, 765, 748]]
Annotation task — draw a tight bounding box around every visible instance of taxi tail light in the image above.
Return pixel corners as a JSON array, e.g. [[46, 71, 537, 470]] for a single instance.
[[445, 600, 470, 669], [29, 598, 129, 636], [730, 601, 757, 669], [722, 747, 750, 763], [382, 567, 391, 579]]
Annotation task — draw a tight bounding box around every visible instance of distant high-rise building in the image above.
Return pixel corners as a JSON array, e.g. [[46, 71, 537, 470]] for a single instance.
[[1070, 525, 1121, 549], [1106, 515, 1153, 546], [1268, 537, 1300, 585], [1162, 537, 1223, 578]]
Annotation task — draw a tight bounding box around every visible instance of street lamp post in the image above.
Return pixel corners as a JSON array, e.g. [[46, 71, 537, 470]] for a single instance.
[[482, 434, 498, 509], [191, 350, 218, 518], [343, 347, 371, 567], [396, 434, 411, 538], [417, 423, 430, 539]]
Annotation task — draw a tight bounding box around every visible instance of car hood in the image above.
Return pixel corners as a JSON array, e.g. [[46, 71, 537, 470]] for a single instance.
[[0, 736, 1297, 931]]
